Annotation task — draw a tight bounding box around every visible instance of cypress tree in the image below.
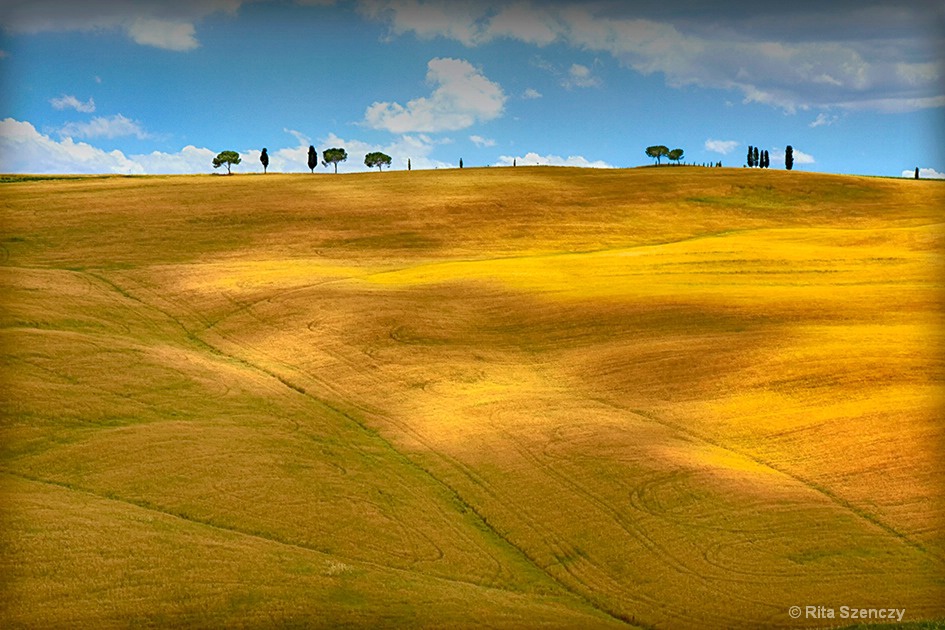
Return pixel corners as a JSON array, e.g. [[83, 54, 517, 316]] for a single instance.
[[307, 146, 317, 173], [753, 147, 760, 169], [260, 148, 269, 174], [785, 145, 794, 171], [459, 158, 463, 169], [915, 167, 920, 179], [747, 145, 754, 167]]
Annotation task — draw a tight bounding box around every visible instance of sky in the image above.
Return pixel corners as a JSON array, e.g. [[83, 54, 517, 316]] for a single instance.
[[0, 0, 943, 177]]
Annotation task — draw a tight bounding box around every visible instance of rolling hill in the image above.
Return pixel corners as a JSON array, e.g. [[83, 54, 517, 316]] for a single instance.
[[1, 167, 943, 628]]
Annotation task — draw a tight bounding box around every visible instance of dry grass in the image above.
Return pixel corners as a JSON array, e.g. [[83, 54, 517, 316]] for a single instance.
[[1, 167, 943, 628]]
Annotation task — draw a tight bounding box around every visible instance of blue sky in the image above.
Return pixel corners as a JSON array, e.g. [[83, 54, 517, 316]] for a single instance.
[[1, 0, 943, 177]]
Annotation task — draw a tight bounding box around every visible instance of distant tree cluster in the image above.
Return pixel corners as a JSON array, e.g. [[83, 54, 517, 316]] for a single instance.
[[644, 145, 727, 168], [746, 145, 770, 168], [646, 145, 687, 166], [641, 142, 797, 172], [212, 146, 397, 175], [214, 140, 800, 176]]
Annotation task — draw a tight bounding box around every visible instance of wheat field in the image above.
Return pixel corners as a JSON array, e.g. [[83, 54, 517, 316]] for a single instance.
[[1, 167, 943, 628]]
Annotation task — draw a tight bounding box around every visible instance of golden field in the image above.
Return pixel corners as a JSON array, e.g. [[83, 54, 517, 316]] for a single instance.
[[1, 167, 943, 628]]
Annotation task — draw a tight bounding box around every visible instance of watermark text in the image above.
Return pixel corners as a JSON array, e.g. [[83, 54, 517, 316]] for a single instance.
[[788, 605, 905, 622]]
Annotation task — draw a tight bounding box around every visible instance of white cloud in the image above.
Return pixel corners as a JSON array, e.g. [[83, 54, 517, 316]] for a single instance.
[[793, 149, 816, 165], [358, 1, 945, 113], [131, 145, 218, 174], [364, 57, 506, 133], [704, 139, 739, 155], [50, 94, 96, 113], [563, 63, 601, 89], [488, 2, 561, 45], [59, 114, 150, 140], [896, 62, 940, 86], [769, 147, 816, 166], [1, 117, 223, 175], [0, 0, 247, 51], [0, 117, 453, 175], [469, 134, 495, 147], [127, 17, 198, 51], [357, 0, 486, 46], [494, 151, 613, 168], [902, 167, 945, 179], [0, 117, 144, 174], [809, 113, 839, 128], [521, 87, 542, 99]]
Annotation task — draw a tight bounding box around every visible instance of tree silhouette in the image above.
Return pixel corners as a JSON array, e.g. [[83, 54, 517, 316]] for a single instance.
[[668, 148, 684, 165], [646, 145, 670, 165], [212, 150, 240, 175], [408, 158, 411, 171], [307, 146, 318, 173], [915, 167, 920, 180], [459, 158, 464, 169], [762, 150, 769, 169], [260, 148, 269, 174], [364, 151, 392, 172], [747, 145, 754, 167], [322, 148, 347, 173], [753, 147, 760, 169], [785, 145, 794, 171]]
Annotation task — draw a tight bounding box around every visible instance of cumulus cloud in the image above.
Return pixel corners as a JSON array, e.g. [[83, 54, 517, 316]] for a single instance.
[[131, 145, 218, 174], [0, 117, 144, 174], [769, 146, 815, 166], [705, 139, 739, 154], [364, 57, 506, 133], [59, 114, 150, 140], [469, 134, 495, 147], [521, 87, 542, 99], [1, 117, 224, 174], [563, 63, 602, 89], [50, 94, 96, 113], [488, 2, 560, 45], [902, 167, 945, 179], [0, 117, 455, 175], [126, 17, 199, 51], [793, 149, 816, 165], [0, 0, 248, 51], [358, 1, 945, 113], [357, 0, 486, 46], [494, 151, 613, 168]]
